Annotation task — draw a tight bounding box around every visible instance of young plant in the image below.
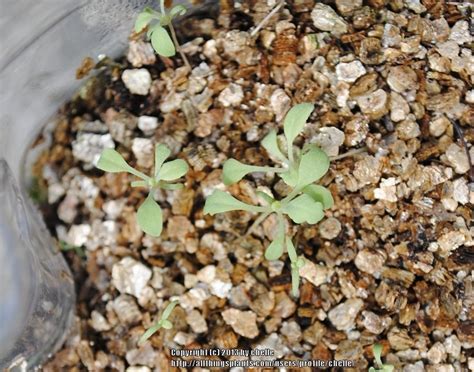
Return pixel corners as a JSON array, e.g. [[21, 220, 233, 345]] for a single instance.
[[59, 240, 86, 258], [138, 300, 179, 346], [204, 103, 333, 296], [96, 144, 188, 237], [369, 343, 394, 372], [135, 1, 190, 69]]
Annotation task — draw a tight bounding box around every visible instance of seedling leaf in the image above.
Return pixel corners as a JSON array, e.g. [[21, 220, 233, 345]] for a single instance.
[[97, 149, 133, 174], [138, 323, 162, 346], [296, 146, 329, 188], [159, 159, 188, 181], [154, 144, 171, 177], [280, 168, 298, 187], [282, 194, 324, 224], [265, 221, 285, 260], [137, 193, 163, 237], [151, 26, 175, 57], [261, 130, 287, 163], [170, 5, 187, 18], [203, 190, 263, 215], [286, 237, 297, 262], [223, 159, 263, 185], [161, 319, 173, 329], [162, 300, 179, 319], [302, 184, 334, 209], [283, 103, 314, 146], [135, 11, 155, 33]]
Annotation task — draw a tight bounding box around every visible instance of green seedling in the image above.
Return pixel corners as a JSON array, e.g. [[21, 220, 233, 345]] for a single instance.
[[96, 144, 189, 237], [59, 240, 86, 258], [204, 103, 333, 296], [369, 343, 394, 372], [138, 300, 179, 346], [135, 1, 190, 69]]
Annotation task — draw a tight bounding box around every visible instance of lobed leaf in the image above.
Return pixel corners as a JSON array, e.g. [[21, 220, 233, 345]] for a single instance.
[[296, 146, 330, 188], [137, 193, 163, 237], [159, 159, 188, 181], [261, 130, 287, 163], [222, 159, 263, 186], [302, 184, 334, 209], [154, 144, 171, 177], [283, 103, 314, 146], [151, 26, 176, 57], [97, 148, 133, 173], [203, 190, 263, 215], [264, 220, 285, 260], [135, 11, 155, 33], [282, 194, 324, 224]]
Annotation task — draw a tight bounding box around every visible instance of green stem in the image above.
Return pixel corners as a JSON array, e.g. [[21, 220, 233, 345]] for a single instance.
[[168, 22, 191, 70], [330, 147, 367, 161], [252, 165, 287, 173], [246, 210, 272, 236], [159, 0, 166, 14], [127, 167, 151, 183], [280, 187, 301, 205]]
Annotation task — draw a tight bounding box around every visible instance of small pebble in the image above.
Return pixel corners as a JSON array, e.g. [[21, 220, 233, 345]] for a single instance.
[[122, 69, 152, 96], [112, 257, 152, 298]]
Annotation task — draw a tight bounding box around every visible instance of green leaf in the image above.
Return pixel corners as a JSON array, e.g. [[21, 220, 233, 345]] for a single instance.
[[383, 366, 394, 372], [97, 148, 133, 173], [223, 159, 262, 186], [286, 237, 297, 262], [170, 4, 187, 18], [296, 146, 330, 188], [162, 300, 179, 320], [154, 144, 171, 178], [283, 103, 314, 146], [135, 11, 155, 33], [151, 26, 176, 57], [303, 184, 334, 209], [280, 168, 298, 187], [282, 194, 324, 224], [138, 322, 162, 346], [137, 193, 163, 237], [159, 159, 188, 181], [264, 220, 285, 260], [161, 319, 173, 329], [203, 190, 264, 215], [261, 130, 287, 163]]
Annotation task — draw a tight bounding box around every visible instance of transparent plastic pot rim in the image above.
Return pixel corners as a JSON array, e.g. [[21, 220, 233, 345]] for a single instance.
[[0, 0, 210, 369]]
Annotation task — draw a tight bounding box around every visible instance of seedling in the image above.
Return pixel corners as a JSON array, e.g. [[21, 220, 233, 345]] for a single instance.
[[59, 240, 86, 258], [96, 144, 189, 237], [369, 343, 394, 372], [138, 300, 179, 346], [204, 103, 333, 296], [135, 1, 191, 69]]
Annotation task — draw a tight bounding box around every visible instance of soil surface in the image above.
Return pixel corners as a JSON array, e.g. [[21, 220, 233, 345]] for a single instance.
[[30, 0, 473, 371]]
